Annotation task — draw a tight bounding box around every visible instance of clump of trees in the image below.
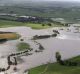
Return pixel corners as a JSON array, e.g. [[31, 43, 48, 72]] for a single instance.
[[32, 34, 57, 40], [53, 30, 60, 34], [47, 23, 52, 26], [42, 24, 45, 26], [39, 44, 44, 50], [55, 52, 61, 62], [33, 35, 51, 40], [55, 52, 79, 66], [51, 34, 57, 37]]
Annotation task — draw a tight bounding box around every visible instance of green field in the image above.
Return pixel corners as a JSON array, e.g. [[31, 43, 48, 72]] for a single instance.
[[0, 20, 63, 29], [17, 42, 30, 51], [30, 56, 80, 74]]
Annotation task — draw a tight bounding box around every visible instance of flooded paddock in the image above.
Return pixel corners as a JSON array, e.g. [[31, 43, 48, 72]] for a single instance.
[[0, 26, 80, 74]]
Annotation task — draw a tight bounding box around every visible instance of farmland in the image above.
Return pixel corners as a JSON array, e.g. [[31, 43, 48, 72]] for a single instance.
[[0, 20, 63, 29], [30, 56, 80, 74]]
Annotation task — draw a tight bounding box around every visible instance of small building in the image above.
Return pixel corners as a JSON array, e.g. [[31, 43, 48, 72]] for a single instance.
[[68, 24, 80, 33], [19, 16, 30, 19]]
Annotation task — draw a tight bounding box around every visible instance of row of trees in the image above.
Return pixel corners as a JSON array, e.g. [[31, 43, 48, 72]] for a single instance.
[[0, 47, 33, 72], [16, 16, 66, 26], [33, 33, 58, 40]]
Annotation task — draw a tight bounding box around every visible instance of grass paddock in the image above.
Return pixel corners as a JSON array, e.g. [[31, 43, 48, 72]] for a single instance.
[[0, 20, 63, 29], [17, 42, 30, 51], [30, 56, 80, 74], [0, 33, 20, 40]]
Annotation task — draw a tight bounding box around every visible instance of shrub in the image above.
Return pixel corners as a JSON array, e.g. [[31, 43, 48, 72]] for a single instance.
[[42, 24, 45, 26], [39, 44, 44, 50], [47, 23, 52, 26]]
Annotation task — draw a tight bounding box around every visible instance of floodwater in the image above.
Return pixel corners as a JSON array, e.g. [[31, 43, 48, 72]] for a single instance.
[[0, 26, 80, 74], [57, 29, 80, 40]]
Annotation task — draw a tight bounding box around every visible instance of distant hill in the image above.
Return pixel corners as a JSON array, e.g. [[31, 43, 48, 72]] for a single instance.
[[0, 1, 80, 7], [0, 1, 80, 23]]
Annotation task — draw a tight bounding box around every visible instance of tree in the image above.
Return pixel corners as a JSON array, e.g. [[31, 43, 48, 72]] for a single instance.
[[13, 67, 17, 72], [20, 39, 24, 41], [47, 23, 52, 26], [55, 52, 61, 62], [42, 24, 45, 26], [10, 11, 14, 14], [55, 52, 65, 65], [39, 44, 44, 50], [64, 23, 68, 26]]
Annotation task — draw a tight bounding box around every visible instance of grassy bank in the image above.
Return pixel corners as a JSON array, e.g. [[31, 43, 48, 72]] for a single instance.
[[30, 56, 80, 74], [0, 20, 63, 29]]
